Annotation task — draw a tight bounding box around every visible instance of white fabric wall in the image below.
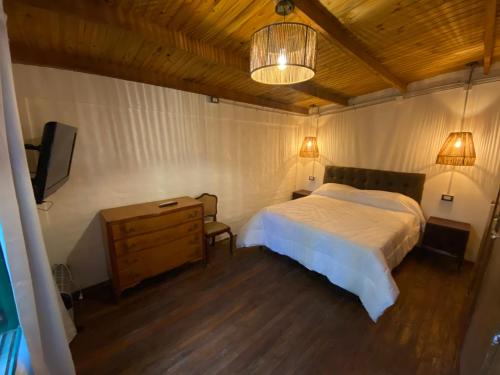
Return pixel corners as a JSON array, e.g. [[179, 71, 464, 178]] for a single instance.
[[12, 63, 500, 290], [12, 64, 306, 289], [298, 82, 500, 261]]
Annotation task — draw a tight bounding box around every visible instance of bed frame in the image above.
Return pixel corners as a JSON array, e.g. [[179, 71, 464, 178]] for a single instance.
[[323, 166, 426, 203]]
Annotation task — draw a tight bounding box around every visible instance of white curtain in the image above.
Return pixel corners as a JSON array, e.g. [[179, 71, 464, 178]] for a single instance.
[[0, 5, 75, 375]]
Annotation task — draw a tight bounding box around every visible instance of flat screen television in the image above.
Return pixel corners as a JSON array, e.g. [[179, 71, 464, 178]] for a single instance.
[[25, 122, 77, 204]]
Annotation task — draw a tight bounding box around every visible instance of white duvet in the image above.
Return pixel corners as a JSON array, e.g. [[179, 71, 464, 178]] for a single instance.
[[237, 183, 425, 322]]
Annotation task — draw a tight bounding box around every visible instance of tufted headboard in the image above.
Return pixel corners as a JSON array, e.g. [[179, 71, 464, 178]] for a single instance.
[[323, 166, 426, 203]]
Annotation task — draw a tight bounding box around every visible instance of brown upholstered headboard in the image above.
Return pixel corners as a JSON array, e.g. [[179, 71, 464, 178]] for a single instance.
[[323, 166, 426, 203]]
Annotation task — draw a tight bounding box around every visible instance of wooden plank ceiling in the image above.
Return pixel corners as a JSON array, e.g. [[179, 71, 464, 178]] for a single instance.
[[5, 0, 500, 114]]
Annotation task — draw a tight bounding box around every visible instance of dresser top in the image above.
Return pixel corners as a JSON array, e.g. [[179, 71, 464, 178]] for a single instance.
[[101, 196, 202, 223]]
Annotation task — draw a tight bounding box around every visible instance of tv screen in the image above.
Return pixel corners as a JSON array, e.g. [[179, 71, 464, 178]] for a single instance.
[[30, 122, 77, 204]]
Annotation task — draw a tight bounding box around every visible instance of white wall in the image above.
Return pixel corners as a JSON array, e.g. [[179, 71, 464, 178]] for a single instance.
[[12, 63, 500, 289], [13, 64, 307, 288], [298, 81, 500, 261]]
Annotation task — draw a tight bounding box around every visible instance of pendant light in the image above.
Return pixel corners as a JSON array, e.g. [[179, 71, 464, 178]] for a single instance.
[[436, 132, 476, 166], [299, 137, 319, 158], [299, 106, 320, 181], [250, 0, 317, 85], [436, 63, 477, 198], [436, 64, 477, 166]]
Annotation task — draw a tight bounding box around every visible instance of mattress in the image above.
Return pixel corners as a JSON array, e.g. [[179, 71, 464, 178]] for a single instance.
[[237, 184, 425, 321]]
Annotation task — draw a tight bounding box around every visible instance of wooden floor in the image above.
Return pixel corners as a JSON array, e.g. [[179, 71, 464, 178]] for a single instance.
[[71, 241, 473, 375]]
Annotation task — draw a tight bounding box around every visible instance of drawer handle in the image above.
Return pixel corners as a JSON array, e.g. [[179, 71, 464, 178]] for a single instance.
[[120, 242, 139, 254], [123, 240, 139, 251], [125, 227, 135, 234], [124, 258, 139, 266], [187, 211, 198, 219], [188, 223, 199, 232]]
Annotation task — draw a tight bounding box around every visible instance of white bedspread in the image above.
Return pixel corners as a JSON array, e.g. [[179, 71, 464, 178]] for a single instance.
[[237, 187, 424, 322]]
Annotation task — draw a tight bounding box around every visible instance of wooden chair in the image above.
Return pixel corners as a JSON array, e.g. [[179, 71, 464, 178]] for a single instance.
[[195, 193, 233, 260]]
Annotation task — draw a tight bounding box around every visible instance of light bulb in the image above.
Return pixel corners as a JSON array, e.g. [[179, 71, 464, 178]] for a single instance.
[[454, 139, 462, 148], [307, 141, 312, 148], [277, 53, 287, 71]]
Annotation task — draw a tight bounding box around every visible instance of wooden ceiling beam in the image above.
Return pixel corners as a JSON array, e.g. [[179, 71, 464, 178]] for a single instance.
[[10, 44, 309, 115], [293, 0, 407, 92], [483, 0, 497, 74], [10, 0, 349, 106], [292, 83, 348, 106], [10, 0, 248, 71]]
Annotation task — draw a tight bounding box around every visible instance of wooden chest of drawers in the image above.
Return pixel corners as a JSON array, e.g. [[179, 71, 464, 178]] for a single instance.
[[101, 196, 205, 297]]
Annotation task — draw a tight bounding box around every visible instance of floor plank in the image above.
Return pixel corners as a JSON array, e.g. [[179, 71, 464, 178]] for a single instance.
[[71, 241, 473, 374]]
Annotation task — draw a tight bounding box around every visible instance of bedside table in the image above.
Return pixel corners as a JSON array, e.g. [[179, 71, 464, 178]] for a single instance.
[[292, 189, 312, 200], [421, 216, 471, 269]]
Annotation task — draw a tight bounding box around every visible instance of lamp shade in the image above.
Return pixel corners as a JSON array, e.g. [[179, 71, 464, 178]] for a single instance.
[[299, 137, 319, 158], [250, 22, 317, 85], [436, 132, 476, 166]]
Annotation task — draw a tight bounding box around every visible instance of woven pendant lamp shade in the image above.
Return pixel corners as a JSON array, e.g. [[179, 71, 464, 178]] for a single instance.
[[250, 22, 317, 85], [299, 137, 319, 158], [436, 132, 476, 166]]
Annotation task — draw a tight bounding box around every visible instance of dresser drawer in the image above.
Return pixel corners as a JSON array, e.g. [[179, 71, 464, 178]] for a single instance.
[[111, 207, 202, 239], [117, 266, 144, 289], [101, 197, 207, 296], [114, 220, 202, 256], [116, 233, 203, 286]]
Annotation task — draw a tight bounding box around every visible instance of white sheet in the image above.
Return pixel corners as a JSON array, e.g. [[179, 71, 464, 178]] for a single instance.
[[237, 191, 423, 321]]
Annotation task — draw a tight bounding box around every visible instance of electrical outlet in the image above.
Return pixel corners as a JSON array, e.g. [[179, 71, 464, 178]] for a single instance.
[[308, 176, 315, 181], [441, 194, 454, 202]]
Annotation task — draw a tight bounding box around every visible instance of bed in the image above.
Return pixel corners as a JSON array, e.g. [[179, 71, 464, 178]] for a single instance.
[[237, 166, 426, 321]]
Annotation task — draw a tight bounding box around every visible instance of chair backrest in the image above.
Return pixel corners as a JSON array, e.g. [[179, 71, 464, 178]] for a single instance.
[[195, 193, 218, 221]]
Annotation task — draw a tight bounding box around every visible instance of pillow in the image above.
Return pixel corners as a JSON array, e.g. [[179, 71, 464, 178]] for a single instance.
[[312, 182, 359, 201], [313, 184, 425, 226], [357, 190, 425, 226], [312, 183, 358, 200]]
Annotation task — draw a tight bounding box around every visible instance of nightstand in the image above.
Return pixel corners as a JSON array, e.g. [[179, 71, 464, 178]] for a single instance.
[[292, 189, 312, 200], [421, 216, 471, 268]]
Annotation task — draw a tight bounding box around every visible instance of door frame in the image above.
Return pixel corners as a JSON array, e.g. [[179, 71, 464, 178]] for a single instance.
[[459, 186, 500, 370]]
